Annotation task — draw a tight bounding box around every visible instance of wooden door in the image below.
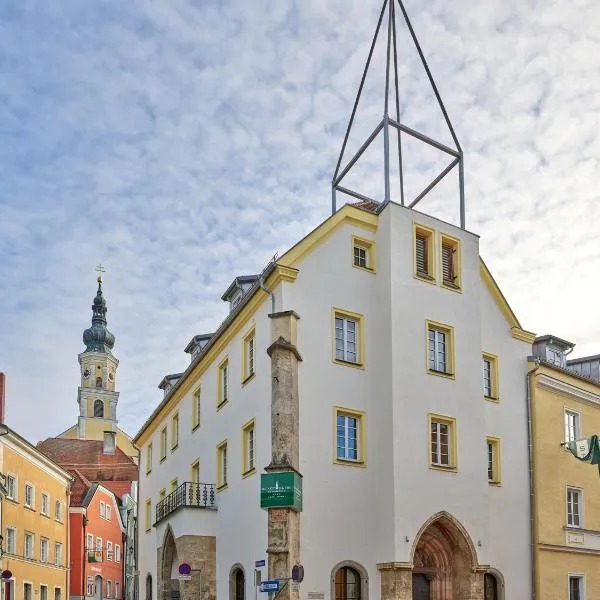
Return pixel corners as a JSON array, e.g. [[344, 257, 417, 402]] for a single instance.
[[412, 574, 430, 600]]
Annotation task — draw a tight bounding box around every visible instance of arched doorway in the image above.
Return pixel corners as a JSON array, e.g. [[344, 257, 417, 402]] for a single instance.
[[411, 512, 478, 600], [161, 528, 180, 600], [229, 565, 245, 600], [145, 575, 152, 600], [330, 561, 368, 600], [94, 576, 103, 600]]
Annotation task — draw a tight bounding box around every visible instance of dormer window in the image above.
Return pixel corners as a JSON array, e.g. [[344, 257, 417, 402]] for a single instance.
[[231, 290, 243, 311], [546, 347, 565, 368]]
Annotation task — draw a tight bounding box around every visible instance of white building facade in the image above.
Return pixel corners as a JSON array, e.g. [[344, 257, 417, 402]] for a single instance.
[[134, 202, 534, 600]]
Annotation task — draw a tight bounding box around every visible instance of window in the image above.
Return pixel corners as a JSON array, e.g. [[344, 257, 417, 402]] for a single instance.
[[414, 224, 435, 280], [335, 408, 365, 465], [440, 234, 461, 289], [107, 581, 112, 598], [160, 427, 167, 461], [569, 575, 584, 600], [55, 542, 63, 567], [54, 588, 62, 600], [427, 321, 454, 377], [145, 499, 152, 532], [217, 440, 228, 489], [94, 399, 104, 417], [41, 537, 49, 562], [96, 376, 103, 389], [106, 504, 111, 520], [25, 532, 34, 559], [159, 488, 166, 502], [170, 479, 178, 493], [333, 309, 364, 367], [55, 500, 63, 522], [87, 577, 94, 596], [567, 488, 582, 528], [334, 566, 361, 600], [24, 483, 34, 508], [482, 353, 498, 400], [107, 541, 113, 561], [41, 492, 49, 516], [99, 501, 106, 518], [146, 443, 153, 474], [40, 586, 48, 600], [6, 527, 16, 553], [565, 410, 580, 444], [86, 533, 93, 550], [242, 419, 256, 475], [6, 474, 16, 500], [24, 584, 32, 600], [218, 357, 229, 407], [192, 387, 201, 430], [429, 414, 457, 470], [191, 460, 200, 501], [352, 235, 375, 272], [547, 346, 565, 367], [115, 544, 121, 562], [486, 437, 501, 485], [243, 328, 256, 382], [115, 582, 120, 599], [96, 537, 102, 555], [171, 413, 179, 450]]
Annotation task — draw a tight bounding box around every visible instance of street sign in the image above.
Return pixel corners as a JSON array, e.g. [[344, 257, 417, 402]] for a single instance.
[[1, 570, 12, 580], [291, 564, 304, 583], [259, 580, 280, 593], [260, 472, 302, 512], [178, 563, 191, 576], [255, 560, 266, 568], [177, 576, 191, 581]]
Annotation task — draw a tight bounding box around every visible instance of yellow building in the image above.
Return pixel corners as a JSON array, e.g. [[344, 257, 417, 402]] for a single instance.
[[530, 335, 600, 600], [0, 426, 72, 600]]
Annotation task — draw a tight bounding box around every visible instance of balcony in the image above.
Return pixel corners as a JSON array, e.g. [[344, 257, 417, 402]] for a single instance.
[[155, 482, 216, 525]]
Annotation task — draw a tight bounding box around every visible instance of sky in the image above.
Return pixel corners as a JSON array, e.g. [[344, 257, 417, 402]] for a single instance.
[[1, 0, 599, 443]]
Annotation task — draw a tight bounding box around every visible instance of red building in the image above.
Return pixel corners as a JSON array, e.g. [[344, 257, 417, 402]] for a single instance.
[[38, 436, 138, 600]]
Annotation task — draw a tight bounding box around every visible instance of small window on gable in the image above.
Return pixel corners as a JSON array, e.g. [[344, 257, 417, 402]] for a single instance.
[[414, 224, 435, 281], [352, 236, 375, 273], [440, 234, 461, 290]]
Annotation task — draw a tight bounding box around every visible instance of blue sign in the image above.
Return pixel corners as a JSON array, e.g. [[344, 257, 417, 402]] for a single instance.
[[255, 560, 266, 568], [178, 563, 191, 576], [260, 580, 280, 593]]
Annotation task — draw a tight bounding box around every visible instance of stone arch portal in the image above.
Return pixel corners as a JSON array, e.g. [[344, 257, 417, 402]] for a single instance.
[[410, 512, 482, 600], [161, 527, 180, 600]]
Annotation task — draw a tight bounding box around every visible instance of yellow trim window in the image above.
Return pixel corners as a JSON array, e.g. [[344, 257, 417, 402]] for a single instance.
[[242, 419, 256, 475], [440, 234, 461, 290], [218, 357, 229, 407], [429, 414, 457, 470], [486, 437, 501, 485], [414, 224, 435, 281], [335, 407, 365, 465], [160, 427, 167, 461], [191, 460, 200, 485], [352, 235, 376, 272], [170, 478, 178, 493], [567, 487, 582, 528], [144, 499, 151, 532], [171, 413, 179, 451], [158, 488, 166, 502], [217, 440, 228, 490], [427, 321, 455, 377], [242, 328, 256, 382], [334, 309, 364, 367], [192, 387, 201, 430], [482, 353, 499, 400], [146, 443, 153, 475]]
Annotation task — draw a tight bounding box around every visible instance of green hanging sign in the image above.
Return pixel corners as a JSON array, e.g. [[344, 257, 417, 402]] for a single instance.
[[260, 472, 302, 512], [567, 435, 600, 474]]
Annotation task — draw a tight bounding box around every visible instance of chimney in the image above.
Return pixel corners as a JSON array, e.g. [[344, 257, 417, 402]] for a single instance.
[[103, 431, 116, 455], [0, 373, 5, 425]]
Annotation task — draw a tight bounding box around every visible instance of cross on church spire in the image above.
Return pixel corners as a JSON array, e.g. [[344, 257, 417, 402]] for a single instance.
[[96, 263, 106, 284]]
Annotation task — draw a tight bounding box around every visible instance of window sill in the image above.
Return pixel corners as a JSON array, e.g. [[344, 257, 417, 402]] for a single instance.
[[41, 513, 51, 519], [171, 445, 178, 453], [24, 505, 36, 512], [242, 373, 256, 387], [217, 400, 229, 412], [160, 457, 167, 464], [429, 464, 457, 474], [146, 470, 152, 476], [484, 395, 499, 403], [334, 458, 366, 468], [441, 280, 462, 293], [333, 358, 365, 371], [192, 424, 200, 433], [216, 483, 228, 492], [428, 369, 455, 380], [353, 264, 376, 275], [5, 497, 17, 504], [415, 271, 436, 285], [242, 468, 256, 479], [488, 481, 502, 487]]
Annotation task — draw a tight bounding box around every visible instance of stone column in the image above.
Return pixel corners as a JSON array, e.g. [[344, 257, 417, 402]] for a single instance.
[[266, 311, 302, 600], [377, 563, 413, 600]]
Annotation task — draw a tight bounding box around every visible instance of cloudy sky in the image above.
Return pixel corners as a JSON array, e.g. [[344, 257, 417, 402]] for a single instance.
[[1, 0, 599, 443]]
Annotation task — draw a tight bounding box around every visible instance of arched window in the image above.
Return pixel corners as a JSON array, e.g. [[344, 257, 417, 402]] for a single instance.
[[145, 575, 152, 600], [484, 573, 498, 600], [94, 400, 104, 418], [96, 377, 103, 388], [229, 566, 245, 600], [335, 567, 361, 600]]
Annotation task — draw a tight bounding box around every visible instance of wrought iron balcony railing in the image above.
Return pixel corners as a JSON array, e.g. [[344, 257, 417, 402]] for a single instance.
[[155, 482, 216, 524]]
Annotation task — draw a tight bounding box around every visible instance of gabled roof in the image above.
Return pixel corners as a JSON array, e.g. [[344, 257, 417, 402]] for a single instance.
[[184, 334, 214, 354], [158, 373, 184, 390], [221, 275, 261, 301]]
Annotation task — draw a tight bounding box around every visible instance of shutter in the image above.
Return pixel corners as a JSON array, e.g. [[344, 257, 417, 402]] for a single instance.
[[415, 234, 427, 274], [442, 244, 454, 282]]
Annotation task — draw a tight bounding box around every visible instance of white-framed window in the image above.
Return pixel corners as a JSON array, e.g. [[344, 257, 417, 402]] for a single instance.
[[24, 483, 34, 508], [565, 410, 580, 444], [569, 574, 584, 600], [87, 577, 94, 596], [115, 544, 121, 562], [41, 492, 49, 516], [6, 474, 16, 500], [86, 533, 93, 550], [334, 311, 364, 365], [96, 537, 102, 554], [107, 581, 112, 599], [567, 488, 582, 528], [352, 235, 375, 272], [54, 588, 62, 600], [24, 583, 33, 600], [6, 527, 16, 553], [41, 537, 49, 562], [107, 541, 113, 561], [354, 245, 367, 268], [146, 443, 153, 474], [24, 532, 34, 559], [99, 501, 106, 518], [547, 346, 565, 367], [428, 326, 451, 373], [336, 412, 361, 462], [115, 582, 120, 599], [55, 542, 63, 567], [40, 586, 48, 600], [55, 500, 63, 522], [106, 504, 111, 521], [429, 415, 457, 469]]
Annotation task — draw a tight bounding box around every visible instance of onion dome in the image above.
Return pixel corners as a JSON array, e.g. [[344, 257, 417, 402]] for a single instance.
[[83, 276, 115, 354]]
